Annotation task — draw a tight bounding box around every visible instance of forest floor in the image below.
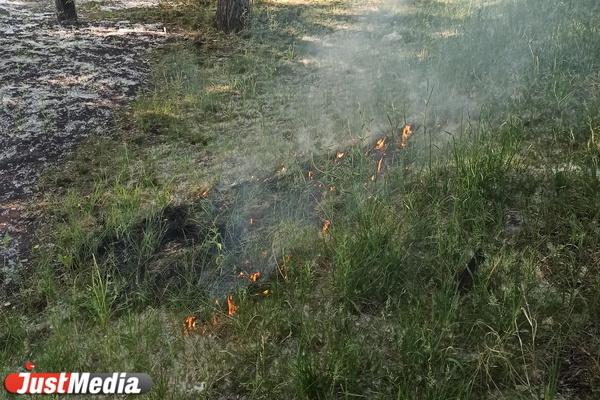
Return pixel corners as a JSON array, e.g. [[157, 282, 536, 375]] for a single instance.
[[2, 0, 600, 399], [0, 0, 166, 290]]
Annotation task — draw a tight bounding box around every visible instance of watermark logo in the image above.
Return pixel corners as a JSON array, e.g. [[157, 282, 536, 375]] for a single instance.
[[3, 362, 152, 395]]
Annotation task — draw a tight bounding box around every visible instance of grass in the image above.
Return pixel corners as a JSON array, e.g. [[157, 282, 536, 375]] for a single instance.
[[2, 0, 600, 398]]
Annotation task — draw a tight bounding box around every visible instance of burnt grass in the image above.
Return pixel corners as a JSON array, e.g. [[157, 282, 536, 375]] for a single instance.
[[57, 164, 320, 307], [50, 130, 403, 310]]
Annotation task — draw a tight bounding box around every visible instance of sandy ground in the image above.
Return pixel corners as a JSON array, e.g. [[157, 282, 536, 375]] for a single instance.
[[0, 0, 166, 290]]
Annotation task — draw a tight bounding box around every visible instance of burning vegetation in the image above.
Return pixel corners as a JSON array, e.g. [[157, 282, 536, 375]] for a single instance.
[[227, 295, 238, 316], [374, 137, 386, 150], [399, 124, 413, 148], [322, 219, 331, 234], [173, 118, 418, 339], [239, 271, 262, 282]]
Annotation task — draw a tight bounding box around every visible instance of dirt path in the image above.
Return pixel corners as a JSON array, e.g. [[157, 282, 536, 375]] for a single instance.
[[0, 0, 166, 285]]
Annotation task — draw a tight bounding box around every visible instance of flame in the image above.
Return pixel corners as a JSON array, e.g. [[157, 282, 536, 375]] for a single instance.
[[182, 315, 198, 335], [308, 170, 315, 180], [336, 151, 345, 159], [237, 271, 261, 282], [239, 271, 262, 282], [370, 156, 385, 182], [258, 289, 271, 297], [183, 313, 223, 336], [374, 137, 386, 150], [376, 156, 384, 175], [249, 272, 261, 282], [227, 295, 238, 316], [322, 219, 331, 234], [400, 124, 413, 148], [196, 188, 210, 199]]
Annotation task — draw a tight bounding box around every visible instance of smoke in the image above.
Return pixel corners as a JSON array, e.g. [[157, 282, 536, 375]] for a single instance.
[[288, 0, 594, 152], [205, 0, 598, 295]]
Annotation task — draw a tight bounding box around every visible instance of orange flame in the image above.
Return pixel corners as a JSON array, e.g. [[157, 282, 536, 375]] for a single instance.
[[182, 313, 224, 336], [182, 315, 198, 335], [400, 124, 413, 148], [196, 188, 210, 199], [322, 219, 331, 234], [376, 156, 384, 175], [248, 271, 261, 282], [374, 137, 386, 150], [227, 295, 238, 316], [336, 151, 345, 159]]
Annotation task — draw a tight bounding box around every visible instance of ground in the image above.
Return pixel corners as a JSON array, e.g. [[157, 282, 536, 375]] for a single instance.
[[0, 0, 166, 284], [1, 0, 600, 399]]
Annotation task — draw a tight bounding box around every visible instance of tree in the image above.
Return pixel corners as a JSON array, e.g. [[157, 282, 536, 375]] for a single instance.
[[216, 0, 250, 33], [55, 0, 77, 23]]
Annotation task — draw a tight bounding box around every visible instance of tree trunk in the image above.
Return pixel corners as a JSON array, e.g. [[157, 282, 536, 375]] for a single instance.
[[55, 0, 77, 23], [216, 0, 250, 33]]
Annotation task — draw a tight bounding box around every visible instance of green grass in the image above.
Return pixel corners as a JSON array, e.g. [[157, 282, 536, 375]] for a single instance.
[[2, 0, 600, 398]]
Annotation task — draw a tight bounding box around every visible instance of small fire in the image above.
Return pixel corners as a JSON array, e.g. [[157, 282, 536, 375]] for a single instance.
[[182, 315, 198, 335], [376, 156, 384, 175], [374, 137, 386, 150], [196, 188, 210, 199], [238, 271, 262, 282], [308, 170, 315, 180], [336, 151, 345, 159], [322, 219, 331, 234], [249, 272, 261, 282], [227, 295, 238, 316], [400, 124, 414, 148], [182, 313, 223, 336], [258, 289, 271, 297]]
